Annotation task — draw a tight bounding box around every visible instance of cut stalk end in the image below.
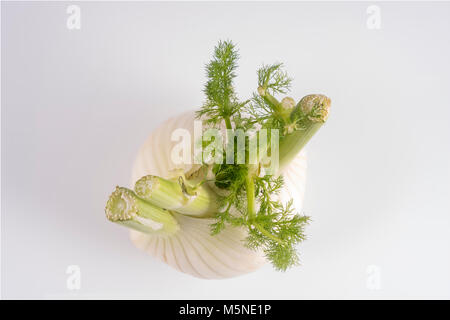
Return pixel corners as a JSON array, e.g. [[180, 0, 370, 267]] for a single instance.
[[105, 186, 138, 221], [105, 186, 179, 235], [280, 97, 296, 111], [291, 94, 331, 123], [134, 175, 159, 201], [278, 94, 331, 173]]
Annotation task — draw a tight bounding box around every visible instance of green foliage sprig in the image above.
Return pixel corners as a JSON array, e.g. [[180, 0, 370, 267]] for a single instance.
[[197, 40, 312, 271]]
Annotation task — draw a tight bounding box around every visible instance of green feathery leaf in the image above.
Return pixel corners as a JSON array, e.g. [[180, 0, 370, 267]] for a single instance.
[[197, 40, 241, 126], [199, 41, 311, 271], [257, 63, 292, 95]]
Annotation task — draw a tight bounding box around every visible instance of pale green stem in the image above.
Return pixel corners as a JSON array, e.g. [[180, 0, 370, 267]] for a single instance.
[[258, 86, 290, 123], [224, 116, 232, 130], [278, 121, 324, 172], [134, 175, 217, 217], [105, 187, 179, 235], [245, 176, 256, 220]]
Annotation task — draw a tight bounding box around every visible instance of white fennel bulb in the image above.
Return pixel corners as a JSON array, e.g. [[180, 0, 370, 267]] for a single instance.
[[129, 111, 307, 279], [104, 41, 331, 278]]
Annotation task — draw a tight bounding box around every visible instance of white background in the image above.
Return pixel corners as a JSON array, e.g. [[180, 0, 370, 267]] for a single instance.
[[2, 1, 450, 299]]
